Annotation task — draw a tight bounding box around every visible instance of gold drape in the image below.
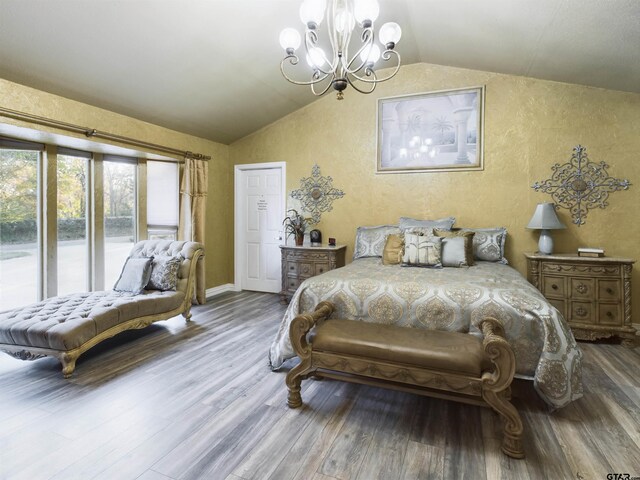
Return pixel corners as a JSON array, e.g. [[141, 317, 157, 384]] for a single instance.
[[178, 157, 208, 304]]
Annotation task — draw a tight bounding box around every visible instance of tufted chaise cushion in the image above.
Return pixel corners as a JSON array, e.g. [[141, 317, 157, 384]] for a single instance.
[[0, 290, 184, 351], [0, 240, 203, 352]]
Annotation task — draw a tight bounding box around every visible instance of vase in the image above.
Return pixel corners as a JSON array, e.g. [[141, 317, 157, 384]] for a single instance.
[[295, 232, 304, 246]]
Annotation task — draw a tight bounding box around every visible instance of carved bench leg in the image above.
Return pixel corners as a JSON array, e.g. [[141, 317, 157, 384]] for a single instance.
[[182, 309, 192, 322], [483, 390, 525, 458], [60, 353, 78, 378], [285, 362, 315, 408]]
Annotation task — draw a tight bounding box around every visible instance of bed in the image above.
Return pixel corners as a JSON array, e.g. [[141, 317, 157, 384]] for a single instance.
[[269, 234, 583, 409]]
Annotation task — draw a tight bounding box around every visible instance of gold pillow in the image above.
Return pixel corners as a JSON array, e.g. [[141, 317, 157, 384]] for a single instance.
[[382, 234, 404, 265], [434, 229, 475, 266]]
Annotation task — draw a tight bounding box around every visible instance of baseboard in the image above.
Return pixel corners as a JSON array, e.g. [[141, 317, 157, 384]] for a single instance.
[[205, 283, 237, 299], [634, 323, 640, 335]]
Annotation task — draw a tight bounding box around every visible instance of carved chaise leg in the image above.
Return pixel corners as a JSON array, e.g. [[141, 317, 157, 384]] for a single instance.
[[60, 352, 79, 378], [286, 301, 335, 408], [480, 318, 525, 459]]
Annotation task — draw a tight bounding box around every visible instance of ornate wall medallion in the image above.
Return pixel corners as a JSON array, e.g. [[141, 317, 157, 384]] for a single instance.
[[532, 145, 630, 226], [290, 164, 345, 224]]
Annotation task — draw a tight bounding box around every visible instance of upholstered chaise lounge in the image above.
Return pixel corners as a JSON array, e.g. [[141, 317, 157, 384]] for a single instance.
[[0, 240, 204, 377]]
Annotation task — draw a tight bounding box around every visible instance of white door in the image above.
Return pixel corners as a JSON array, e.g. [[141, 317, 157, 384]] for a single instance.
[[235, 165, 285, 293]]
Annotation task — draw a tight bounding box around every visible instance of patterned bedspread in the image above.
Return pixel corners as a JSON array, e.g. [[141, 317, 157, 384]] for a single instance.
[[269, 257, 583, 408]]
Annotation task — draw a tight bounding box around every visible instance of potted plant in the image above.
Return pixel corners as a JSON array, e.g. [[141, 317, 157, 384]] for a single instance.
[[283, 209, 310, 246]]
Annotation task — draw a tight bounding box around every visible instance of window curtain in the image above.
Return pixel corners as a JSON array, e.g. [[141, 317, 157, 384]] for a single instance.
[[178, 156, 208, 304]]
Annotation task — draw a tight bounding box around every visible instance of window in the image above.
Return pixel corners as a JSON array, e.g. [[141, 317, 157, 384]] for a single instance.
[[103, 157, 137, 289], [147, 161, 179, 241], [0, 140, 43, 311], [0, 135, 181, 306], [57, 149, 90, 295]]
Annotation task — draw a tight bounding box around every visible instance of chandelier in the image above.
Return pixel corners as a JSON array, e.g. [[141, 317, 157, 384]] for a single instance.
[[279, 0, 402, 100]]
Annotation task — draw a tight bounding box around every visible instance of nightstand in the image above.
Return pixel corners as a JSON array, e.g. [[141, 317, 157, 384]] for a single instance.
[[525, 253, 636, 346], [280, 244, 347, 303]]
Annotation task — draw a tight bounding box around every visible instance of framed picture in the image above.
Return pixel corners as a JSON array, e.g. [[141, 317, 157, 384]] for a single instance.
[[377, 86, 485, 174]]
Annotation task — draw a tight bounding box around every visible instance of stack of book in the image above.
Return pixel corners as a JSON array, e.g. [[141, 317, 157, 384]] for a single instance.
[[578, 247, 605, 258]]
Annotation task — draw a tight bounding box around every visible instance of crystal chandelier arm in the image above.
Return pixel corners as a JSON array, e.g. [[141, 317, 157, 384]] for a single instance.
[[348, 49, 401, 83], [280, 55, 332, 86]]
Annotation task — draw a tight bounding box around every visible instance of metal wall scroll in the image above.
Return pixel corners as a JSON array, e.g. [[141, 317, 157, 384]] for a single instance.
[[290, 164, 345, 225], [532, 145, 631, 226]]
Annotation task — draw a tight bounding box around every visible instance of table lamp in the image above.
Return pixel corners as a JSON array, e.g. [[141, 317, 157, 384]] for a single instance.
[[527, 202, 566, 254]]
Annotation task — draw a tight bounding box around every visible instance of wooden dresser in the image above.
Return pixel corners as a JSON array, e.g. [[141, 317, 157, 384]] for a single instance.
[[525, 253, 636, 346], [280, 244, 346, 303]]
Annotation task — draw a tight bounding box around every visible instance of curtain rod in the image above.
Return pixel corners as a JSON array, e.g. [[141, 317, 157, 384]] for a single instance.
[[0, 106, 211, 161]]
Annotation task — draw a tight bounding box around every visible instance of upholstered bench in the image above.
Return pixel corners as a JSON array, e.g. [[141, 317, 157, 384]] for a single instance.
[[286, 301, 524, 459]]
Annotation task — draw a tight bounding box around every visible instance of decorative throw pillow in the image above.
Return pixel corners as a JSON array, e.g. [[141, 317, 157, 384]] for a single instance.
[[353, 225, 401, 259], [382, 234, 404, 265], [401, 232, 442, 268], [399, 216, 455, 231], [113, 257, 153, 294], [441, 236, 469, 267], [147, 255, 182, 291], [461, 227, 508, 264], [434, 229, 476, 266]]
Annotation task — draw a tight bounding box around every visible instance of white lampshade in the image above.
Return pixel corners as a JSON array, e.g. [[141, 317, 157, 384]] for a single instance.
[[359, 43, 380, 64], [279, 28, 301, 51], [379, 22, 402, 46], [354, 0, 380, 24], [299, 0, 326, 26], [527, 203, 566, 230]]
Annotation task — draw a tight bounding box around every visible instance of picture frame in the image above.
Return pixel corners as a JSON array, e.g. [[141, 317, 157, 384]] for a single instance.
[[376, 86, 485, 174]]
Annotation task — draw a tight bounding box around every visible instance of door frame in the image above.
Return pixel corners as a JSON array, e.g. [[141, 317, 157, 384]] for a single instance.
[[234, 162, 287, 292]]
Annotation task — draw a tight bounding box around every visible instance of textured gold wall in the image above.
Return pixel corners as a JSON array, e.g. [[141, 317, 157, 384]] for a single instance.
[[230, 63, 640, 322], [0, 78, 232, 290]]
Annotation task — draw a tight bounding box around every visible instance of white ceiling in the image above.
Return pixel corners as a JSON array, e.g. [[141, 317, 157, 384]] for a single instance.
[[1, 0, 638, 145]]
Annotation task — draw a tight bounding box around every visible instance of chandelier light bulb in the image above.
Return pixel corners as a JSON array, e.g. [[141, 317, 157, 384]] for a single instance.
[[379, 22, 402, 47], [306, 46, 327, 68], [279, 28, 301, 52], [354, 0, 380, 25], [299, 0, 327, 28], [359, 43, 380, 65]]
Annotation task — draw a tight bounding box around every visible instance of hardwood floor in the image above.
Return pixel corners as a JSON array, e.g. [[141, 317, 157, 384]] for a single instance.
[[0, 291, 639, 480]]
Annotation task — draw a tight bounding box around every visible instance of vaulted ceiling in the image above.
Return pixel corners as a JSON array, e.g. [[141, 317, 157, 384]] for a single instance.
[[1, 0, 638, 145]]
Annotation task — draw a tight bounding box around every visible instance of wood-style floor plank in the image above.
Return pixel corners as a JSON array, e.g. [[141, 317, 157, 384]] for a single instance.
[[400, 441, 444, 480], [0, 291, 639, 480]]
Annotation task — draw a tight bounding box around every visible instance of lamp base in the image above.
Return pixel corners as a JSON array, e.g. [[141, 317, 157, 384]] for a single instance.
[[538, 229, 554, 255]]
